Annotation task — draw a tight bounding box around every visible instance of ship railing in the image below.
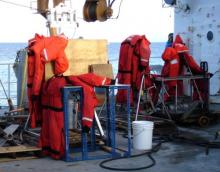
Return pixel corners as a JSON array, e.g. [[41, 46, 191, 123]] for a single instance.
[[109, 56, 163, 76], [0, 57, 163, 108], [0, 63, 17, 108]]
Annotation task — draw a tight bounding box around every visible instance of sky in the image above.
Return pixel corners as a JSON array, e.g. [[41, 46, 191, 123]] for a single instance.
[[0, 0, 174, 42]]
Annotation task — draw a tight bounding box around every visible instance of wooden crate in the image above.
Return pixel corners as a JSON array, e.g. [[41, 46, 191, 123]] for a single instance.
[[45, 39, 108, 80]]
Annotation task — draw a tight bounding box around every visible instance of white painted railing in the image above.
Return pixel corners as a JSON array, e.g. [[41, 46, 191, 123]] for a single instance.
[[0, 63, 17, 107]]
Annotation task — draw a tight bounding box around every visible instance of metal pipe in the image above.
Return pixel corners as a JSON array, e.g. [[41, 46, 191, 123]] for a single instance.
[[135, 74, 145, 121], [94, 110, 105, 137], [0, 79, 8, 100], [24, 130, 40, 138]]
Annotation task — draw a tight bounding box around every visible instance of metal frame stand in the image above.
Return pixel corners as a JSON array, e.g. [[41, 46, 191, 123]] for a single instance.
[[100, 84, 131, 157], [155, 75, 210, 117], [135, 74, 157, 121], [62, 84, 131, 162]]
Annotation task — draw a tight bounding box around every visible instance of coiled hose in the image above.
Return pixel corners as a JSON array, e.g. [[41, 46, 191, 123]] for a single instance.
[[99, 140, 163, 171]]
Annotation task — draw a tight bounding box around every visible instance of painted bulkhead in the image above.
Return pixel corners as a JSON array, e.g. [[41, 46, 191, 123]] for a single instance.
[[174, 0, 220, 96]]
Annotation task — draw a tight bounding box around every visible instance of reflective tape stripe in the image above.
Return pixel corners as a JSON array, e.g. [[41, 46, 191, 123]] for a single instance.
[[43, 48, 48, 61], [102, 77, 107, 85], [170, 59, 178, 65], [178, 50, 188, 53], [126, 36, 133, 41], [141, 58, 148, 62], [82, 117, 93, 122], [28, 39, 36, 45]]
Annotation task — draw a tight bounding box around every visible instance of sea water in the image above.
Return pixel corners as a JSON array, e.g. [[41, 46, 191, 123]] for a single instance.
[[0, 42, 165, 106]]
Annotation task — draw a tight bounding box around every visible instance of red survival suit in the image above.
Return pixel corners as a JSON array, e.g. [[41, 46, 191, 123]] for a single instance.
[[173, 34, 203, 74], [27, 34, 69, 128], [27, 34, 44, 128], [117, 35, 151, 105], [40, 73, 111, 159], [173, 35, 205, 101], [161, 47, 180, 99], [40, 76, 67, 159], [161, 34, 204, 101], [67, 73, 111, 128]]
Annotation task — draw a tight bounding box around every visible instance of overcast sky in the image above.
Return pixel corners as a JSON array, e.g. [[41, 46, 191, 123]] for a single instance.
[[0, 0, 174, 42]]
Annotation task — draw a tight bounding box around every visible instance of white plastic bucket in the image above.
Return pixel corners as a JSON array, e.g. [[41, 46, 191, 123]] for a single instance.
[[132, 121, 154, 150]]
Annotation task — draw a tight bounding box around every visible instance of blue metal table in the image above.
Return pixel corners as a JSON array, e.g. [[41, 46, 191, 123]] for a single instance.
[[62, 84, 131, 162], [100, 84, 131, 157]]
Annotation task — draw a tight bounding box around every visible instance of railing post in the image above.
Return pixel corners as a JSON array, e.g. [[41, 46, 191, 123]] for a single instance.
[[8, 64, 11, 98]]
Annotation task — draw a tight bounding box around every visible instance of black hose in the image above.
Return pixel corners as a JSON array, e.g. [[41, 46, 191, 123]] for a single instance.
[[100, 153, 155, 171], [102, 116, 220, 171], [99, 142, 162, 171]]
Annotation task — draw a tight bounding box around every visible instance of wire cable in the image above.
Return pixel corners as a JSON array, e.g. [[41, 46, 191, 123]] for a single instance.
[[0, 0, 35, 10], [109, 0, 116, 7], [109, 0, 123, 19], [99, 141, 163, 171]]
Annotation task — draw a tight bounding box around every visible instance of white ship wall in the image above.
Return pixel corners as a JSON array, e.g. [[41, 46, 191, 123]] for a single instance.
[[174, 0, 220, 95]]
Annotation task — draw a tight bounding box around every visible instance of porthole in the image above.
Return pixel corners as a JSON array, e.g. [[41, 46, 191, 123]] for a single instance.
[[207, 31, 214, 41]]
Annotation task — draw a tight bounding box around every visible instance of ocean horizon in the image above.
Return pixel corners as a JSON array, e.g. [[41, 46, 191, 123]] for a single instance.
[[0, 42, 165, 106], [0, 42, 165, 61]]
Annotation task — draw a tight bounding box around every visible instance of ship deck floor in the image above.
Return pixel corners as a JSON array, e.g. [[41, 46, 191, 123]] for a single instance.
[[0, 122, 220, 172]]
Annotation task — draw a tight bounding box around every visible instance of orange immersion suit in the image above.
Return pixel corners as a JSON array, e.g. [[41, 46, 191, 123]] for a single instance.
[[27, 35, 69, 128], [161, 47, 180, 99], [27, 34, 44, 128], [117, 35, 151, 105], [40, 76, 67, 159]]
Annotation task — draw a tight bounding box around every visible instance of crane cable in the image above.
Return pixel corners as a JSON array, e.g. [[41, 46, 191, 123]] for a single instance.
[[0, 0, 35, 10], [107, 0, 123, 20], [108, 0, 116, 7]]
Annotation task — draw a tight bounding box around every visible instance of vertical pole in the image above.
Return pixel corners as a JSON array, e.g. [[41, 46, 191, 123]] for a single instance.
[[49, 27, 58, 36], [90, 119, 96, 151], [8, 64, 10, 99], [127, 85, 131, 156], [161, 78, 165, 113], [106, 87, 110, 147], [80, 88, 88, 160], [135, 74, 145, 121], [109, 87, 116, 155], [63, 87, 69, 161]]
